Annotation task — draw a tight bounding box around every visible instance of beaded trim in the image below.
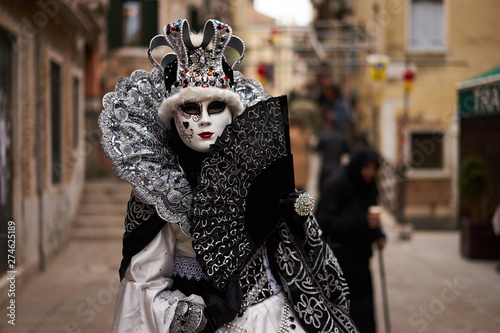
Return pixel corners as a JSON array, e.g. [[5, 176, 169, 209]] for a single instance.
[[223, 296, 293, 333], [224, 322, 250, 333], [278, 301, 292, 333]]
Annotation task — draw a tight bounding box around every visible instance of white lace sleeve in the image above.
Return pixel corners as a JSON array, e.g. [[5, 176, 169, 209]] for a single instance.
[[111, 223, 205, 333]]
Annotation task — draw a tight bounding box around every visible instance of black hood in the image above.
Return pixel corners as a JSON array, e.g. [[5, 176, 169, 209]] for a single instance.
[[345, 146, 380, 188]]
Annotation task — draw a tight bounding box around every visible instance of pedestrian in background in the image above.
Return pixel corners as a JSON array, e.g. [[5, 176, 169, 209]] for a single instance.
[[289, 87, 319, 191], [316, 125, 350, 192], [315, 80, 351, 192], [315, 146, 386, 333], [318, 83, 349, 133]]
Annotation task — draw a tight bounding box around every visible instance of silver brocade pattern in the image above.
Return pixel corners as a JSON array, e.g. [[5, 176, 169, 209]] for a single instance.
[[233, 71, 271, 108], [124, 193, 157, 232], [99, 68, 192, 235], [98, 67, 269, 236], [275, 215, 358, 332]]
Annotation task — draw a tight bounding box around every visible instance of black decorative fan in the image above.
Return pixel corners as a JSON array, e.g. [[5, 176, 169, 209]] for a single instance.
[[191, 96, 296, 291]]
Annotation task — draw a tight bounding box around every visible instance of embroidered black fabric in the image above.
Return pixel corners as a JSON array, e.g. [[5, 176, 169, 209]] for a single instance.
[[191, 96, 290, 291], [172, 276, 214, 300], [119, 193, 168, 280], [267, 217, 359, 332], [172, 252, 275, 316], [239, 248, 275, 314], [190, 95, 359, 332]]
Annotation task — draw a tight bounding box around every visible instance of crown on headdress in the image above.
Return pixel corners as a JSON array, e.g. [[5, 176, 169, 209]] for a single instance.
[[148, 19, 245, 96]]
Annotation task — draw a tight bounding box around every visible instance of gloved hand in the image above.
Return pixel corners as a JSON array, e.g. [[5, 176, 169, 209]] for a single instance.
[[201, 276, 243, 333]]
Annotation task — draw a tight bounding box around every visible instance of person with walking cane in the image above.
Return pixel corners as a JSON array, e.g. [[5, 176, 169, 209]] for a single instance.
[[316, 146, 386, 333]]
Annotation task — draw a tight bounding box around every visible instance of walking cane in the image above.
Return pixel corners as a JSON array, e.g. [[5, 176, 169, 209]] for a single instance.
[[378, 249, 391, 333]]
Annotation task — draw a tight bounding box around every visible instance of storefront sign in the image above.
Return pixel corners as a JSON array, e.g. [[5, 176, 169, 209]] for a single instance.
[[459, 81, 500, 116]]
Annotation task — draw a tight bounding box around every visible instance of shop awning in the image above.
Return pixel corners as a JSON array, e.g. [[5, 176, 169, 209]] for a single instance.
[[456, 65, 500, 117]]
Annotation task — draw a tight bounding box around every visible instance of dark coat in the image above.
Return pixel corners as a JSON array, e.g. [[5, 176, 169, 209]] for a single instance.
[[316, 147, 384, 265], [316, 147, 385, 332], [316, 130, 350, 190]]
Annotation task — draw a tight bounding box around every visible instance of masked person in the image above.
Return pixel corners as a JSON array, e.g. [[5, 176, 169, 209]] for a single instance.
[[100, 19, 359, 333], [316, 147, 386, 333]]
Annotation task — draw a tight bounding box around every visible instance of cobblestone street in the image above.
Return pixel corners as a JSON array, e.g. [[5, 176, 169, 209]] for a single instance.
[[1, 181, 499, 332]]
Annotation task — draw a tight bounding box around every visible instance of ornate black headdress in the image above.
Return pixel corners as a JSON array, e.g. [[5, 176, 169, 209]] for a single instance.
[[148, 19, 245, 93]]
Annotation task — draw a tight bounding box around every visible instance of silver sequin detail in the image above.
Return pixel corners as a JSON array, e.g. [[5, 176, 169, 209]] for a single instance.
[[167, 190, 183, 204], [99, 68, 192, 236], [153, 178, 168, 192], [114, 107, 128, 122]]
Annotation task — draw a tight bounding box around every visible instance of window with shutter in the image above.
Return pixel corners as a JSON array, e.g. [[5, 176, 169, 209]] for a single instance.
[[108, 0, 158, 49], [409, 0, 445, 51], [410, 132, 444, 169]]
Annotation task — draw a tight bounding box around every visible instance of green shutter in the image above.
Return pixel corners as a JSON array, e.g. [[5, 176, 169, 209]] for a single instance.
[[108, 0, 122, 49], [142, 0, 158, 47]]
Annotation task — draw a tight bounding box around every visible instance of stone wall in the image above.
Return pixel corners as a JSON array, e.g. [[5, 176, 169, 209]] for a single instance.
[[0, 0, 92, 304]]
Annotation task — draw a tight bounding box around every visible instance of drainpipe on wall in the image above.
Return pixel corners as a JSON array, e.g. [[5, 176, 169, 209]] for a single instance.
[[35, 27, 45, 271]]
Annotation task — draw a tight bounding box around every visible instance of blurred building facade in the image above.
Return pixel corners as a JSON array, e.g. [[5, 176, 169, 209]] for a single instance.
[[310, 0, 500, 229], [244, 16, 311, 97], [0, 0, 106, 302]]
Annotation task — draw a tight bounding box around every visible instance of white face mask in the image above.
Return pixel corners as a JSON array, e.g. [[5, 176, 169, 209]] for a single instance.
[[173, 99, 233, 152]]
